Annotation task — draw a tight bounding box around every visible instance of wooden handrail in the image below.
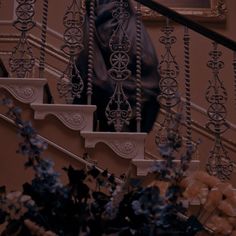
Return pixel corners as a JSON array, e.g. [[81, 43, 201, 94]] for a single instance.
[[134, 0, 236, 51]]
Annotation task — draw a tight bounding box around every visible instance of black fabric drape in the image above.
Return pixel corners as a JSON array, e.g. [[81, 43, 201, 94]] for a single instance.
[[0, 58, 9, 77], [74, 0, 160, 132]]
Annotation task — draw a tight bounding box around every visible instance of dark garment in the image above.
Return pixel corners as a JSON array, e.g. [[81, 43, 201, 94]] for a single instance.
[[74, 0, 160, 132], [0, 58, 9, 77]]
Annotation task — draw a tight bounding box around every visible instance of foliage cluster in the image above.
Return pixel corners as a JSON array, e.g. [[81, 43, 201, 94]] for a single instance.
[[1, 96, 235, 236]]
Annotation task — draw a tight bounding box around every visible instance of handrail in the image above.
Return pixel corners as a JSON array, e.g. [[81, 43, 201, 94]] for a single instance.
[[0, 113, 123, 183], [134, 0, 236, 51]]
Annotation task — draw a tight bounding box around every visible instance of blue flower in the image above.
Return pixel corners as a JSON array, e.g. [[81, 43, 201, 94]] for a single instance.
[[131, 200, 142, 215]]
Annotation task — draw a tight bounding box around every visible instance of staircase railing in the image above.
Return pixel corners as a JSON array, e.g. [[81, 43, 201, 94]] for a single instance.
[[3, 0, 236, 181], [133, 0, 236, 181], [134, 0, 236, 51]]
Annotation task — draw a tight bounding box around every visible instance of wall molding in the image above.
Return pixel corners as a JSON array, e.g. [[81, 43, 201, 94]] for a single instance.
[[0, 112, 123, 183], [81, 131, 147, 160], [31, 103, 96, 131], [0, 78, 46, 104], [0, 34, 68, 63]]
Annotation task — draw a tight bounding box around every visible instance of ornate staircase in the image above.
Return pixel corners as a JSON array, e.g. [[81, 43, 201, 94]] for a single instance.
[[1, 0, 236, 187], [1, 76, 191, 177]]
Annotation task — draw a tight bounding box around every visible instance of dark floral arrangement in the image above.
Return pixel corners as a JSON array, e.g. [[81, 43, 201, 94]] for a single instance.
[[0, 96, 236, 236]]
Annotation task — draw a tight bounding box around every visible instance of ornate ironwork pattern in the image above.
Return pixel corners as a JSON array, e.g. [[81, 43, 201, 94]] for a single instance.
[[155, 19, 180, 147], [38, 0, 49, 78], [9, 0, 36, 78], [183, 27, 192, 146], [87, 0, 95, 105], [135, 2, 142, 132], [57, 0, 85, 104], [212, 0, 227, 18], [206, 42, 233, 180], [105, 0, 132, 132]]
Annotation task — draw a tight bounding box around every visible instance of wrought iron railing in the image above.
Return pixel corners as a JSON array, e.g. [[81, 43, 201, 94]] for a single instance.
[[57, 0, 85, 104], [134, 0, 236, 50], [133, 0, 236, 181], [6, 0, 236, 181], [9, 0, 36, 78]]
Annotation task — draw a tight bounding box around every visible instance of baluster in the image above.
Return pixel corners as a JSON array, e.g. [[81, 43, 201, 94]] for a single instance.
[[38, 0, 48, 78], [105, 0, 132, 132], [39, 0, 53, 103], [87, 0, 95, 105], [57, 0, 85, 104], [206, 42, 234, 180], [155, 18, 181, 148], [135, 2, 142, 132], [9, 0, 36, 78], [183, 27, 192, 146]]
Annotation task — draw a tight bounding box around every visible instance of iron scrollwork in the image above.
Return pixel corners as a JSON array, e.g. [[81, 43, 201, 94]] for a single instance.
[[105, 0, 132, 132], [9, 0, 36, 78], [206, 42, 234, 181], [212, 0, 227, 19], [156, 20, 181, 148], [57, 0, 85, 104], [158, 24, 180, 109]]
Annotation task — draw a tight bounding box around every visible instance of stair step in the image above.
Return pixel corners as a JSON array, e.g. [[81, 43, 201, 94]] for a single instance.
[[0, 78, 47, 103], [133, 159, 200, 176], [31, 103, 96, 131], [81, 131, 147, 160]]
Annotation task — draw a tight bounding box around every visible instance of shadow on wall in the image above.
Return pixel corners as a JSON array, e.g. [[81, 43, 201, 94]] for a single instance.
[[0, 58, 8, 77]]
